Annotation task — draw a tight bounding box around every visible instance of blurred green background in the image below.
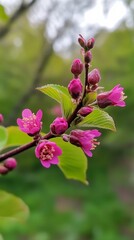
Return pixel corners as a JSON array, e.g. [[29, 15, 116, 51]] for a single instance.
[[0, 0, 134, 239]]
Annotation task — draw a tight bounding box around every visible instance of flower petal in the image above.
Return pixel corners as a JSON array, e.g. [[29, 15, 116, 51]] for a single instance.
[[22, 109, 32, 118], [40, 160, 51, 168], [50, 156, 59, 165], [36, 109, 43, 121]]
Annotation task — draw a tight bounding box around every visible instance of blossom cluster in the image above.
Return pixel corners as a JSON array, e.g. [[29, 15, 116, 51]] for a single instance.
[[0, 34, 127, 174]]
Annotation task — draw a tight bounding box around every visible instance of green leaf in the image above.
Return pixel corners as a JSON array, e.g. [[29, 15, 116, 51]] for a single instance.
[[52, 138, 88, 184], [83, 91, 97, 105], [0, 126, 8, 151], [4, 126, 31, 149], [37, 84, 75, 118], [0, 5, 9, 22], [77, 108, 116, 131], [0, 190, 29, 226]]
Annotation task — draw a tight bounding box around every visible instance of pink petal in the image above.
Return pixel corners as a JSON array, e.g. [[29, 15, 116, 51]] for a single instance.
[[82, 147, 93, 157], [40, 160, 51, 168], [22, 109, 32, 118], [50, 156, 59, 165], [36, 109, 43, 121], [50, 142, 62, 156], [17, 118, 23, 127]]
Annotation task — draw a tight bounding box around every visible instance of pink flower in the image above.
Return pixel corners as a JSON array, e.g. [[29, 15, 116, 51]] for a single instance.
[[88, 68, 101, 85], [17, 108, 42, 136], [78, 106, 93, 117], [71, 59, 83, 77], [50, 117, 68, 135], [87, 37, 95, 50], [68, 78, 83, 99], [35, 141, 62, 168], [97, 84, 126, 108], [69, 129, 101, 157]]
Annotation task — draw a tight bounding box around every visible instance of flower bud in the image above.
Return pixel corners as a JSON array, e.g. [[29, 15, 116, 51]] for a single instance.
[[0, 165, 8, 175], [71, 59, 83, 77], [4, 158, 17, 170], [78, 106, 93, 117], [87, 38, 95, 50], [50, 117, 68, 135], [0, 114, 4, 124], [68, 78, 83, 99], [88, 69, 101, 85], [78, 34, 86, 49], [84, 51, 92, 63]]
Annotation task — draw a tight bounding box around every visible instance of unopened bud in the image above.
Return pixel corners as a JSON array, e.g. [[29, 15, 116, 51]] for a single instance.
[[78, 34, 86, 49], [78, 106, 93, 117], [88, 69, 101, 85], [0, 114, 4, 124], [4, 158, 17, 170], [68, 78, 83, 99], [50, 117, 68, 135], [71, 59, 83, 77], [87, 38, 95, 50], [0, 165, 8, 175], [84, 51, 92, 63]]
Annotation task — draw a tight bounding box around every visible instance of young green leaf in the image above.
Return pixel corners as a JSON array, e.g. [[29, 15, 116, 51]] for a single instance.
[[0, 190, 29, 226], [52, 138, 88, 184], [37, 84, 75, 118], [77, 108, 116, 131], [0, 126, 8, 151], [3, 126, 31, 149]]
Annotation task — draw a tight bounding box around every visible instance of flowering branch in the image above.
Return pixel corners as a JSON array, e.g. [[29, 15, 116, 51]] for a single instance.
[[0, 34, 127, 178]]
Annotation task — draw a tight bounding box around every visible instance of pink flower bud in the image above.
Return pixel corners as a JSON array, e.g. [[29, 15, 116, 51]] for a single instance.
[[0, 114, 4, 124], [71, 59, 83, 77], [88, 69, 101, 85], [35, 140, 62, 168], [68, 78, 83, 99], [84, 51, 92, 63], [0, 165, 8, 175], [50, 117, 68, 135], [87, 38, 95, 50], [97, 84, 126, 108], [69, 129, 101, 157], [78, 106, 93, 117], [4, 158, 17, 170], [17, 108, 43, 136], [78, 34, 86, 49]]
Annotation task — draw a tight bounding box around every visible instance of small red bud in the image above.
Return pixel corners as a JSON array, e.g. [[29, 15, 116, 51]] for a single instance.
[[68, 78, 83, 99], [87, 38, 95, 50], [88, 69, 101, 85], [84, 51, 92, 63], [78, 34, 86, 49], [78, 106, 93, 117], [0, 165, 8, 175], [4, 158, 17, 170], [71, 59, 83, 77]]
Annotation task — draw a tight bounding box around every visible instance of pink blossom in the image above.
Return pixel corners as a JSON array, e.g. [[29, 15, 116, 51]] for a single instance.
[[87, 38, 95, 50], [68, 78, 83, 99], [71, 59, 83, 77], [17, 108, 42, 136], [69, 129, 101, 157], [97, 84, 126, 108], [50, 117, 68, 135], [35, 141, 62, 168]]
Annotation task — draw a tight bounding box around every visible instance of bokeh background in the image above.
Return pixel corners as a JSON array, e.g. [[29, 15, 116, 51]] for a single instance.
[[0, 0, 134, 239]]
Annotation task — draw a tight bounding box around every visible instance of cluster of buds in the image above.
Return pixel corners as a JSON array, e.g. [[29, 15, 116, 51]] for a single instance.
[[0, 34, 127, 172], [0, 158, 17, 175]]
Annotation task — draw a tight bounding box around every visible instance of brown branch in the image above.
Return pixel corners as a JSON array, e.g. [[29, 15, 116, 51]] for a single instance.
[[0, 0, 37, 38]]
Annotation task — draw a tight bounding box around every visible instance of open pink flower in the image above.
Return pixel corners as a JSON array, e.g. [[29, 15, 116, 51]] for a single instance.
[[97, 84, 126, 108], [69, 129, 101, 157], [35, 141, 62, 168], [17, 108, 42, 136]]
